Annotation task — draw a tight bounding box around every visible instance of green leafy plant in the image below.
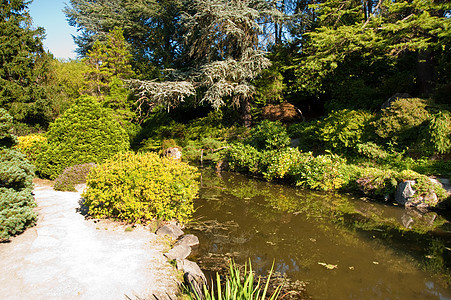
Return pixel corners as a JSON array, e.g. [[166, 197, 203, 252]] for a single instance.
[[0, 109, 36, 241], [247, 120, 290, 151], [356, 142, 388, 161], [261, 148, 308, 181], [421, 111, 451, 155], [53, 163, 96, 192], [226, 143, 262, 174], [287, 121, 322, 152], [290, 153, 347, 191], [36, 95, 130, 179], [82, 152, 199, 223], [187, 261, 281, 300], [355, 168, 398, 198], [317, 109, 374, 152]]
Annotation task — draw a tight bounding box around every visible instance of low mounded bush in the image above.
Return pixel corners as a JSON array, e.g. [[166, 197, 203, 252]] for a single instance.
[[53, 163, 97, 192], [355, 168, 398, 198], [373, 98, 430, 147], [247, 120, 290, 150], [36, 95, 130, 179], [261, 148, 308, 181], [289, 153, 348, 191], [226, 143, 262, 174], [0, 109, 36, 241], [82, 152, 199, 223]]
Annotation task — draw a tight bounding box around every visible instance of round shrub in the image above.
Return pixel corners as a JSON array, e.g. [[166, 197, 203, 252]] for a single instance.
[[0, 109, 36, 241], [247, 120, 290, 150], [53, 163, 96, 192], [36, 96, 130, 179], [82, 152, 199, 223], [373, 98, 430, 147]]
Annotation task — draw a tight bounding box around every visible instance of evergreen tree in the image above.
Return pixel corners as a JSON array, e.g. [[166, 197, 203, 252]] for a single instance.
[[0, 0, 52, 128], [293, 0, 451, 109], [131, 0, 276, 127], [83, 27, 135, 98], [64, 0, 183, 75]]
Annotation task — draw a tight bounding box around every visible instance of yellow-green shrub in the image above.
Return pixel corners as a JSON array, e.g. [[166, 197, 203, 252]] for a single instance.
[[82, 152, 199, 223], [15, 134, 48, 164]]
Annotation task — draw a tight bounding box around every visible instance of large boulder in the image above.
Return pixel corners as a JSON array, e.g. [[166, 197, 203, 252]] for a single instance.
[[164, 147, 182, 160]]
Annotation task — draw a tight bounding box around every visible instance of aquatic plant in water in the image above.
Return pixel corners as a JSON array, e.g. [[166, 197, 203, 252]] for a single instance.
[[188, 261, 281, 300]]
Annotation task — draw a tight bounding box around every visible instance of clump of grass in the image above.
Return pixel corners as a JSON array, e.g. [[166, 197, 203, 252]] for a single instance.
[[188, 261, 281, 300]]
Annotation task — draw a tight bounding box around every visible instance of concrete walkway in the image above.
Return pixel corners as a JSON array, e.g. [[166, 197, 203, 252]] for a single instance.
[[0, 180, 180, 300]]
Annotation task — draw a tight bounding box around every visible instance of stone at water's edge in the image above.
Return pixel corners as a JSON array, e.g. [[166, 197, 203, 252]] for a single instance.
[[175, 234, 199, 248], [177, 259, 208, 298], [396, 180, 416, 206], [165, 147, 182, 160], [165, 244, 191, 260], [396, 180, 439, 211], [156, 223, 184, 240]]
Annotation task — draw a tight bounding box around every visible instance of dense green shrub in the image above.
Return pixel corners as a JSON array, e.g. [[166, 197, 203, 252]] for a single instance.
[[317, 109, 374, 152], [261, 148, 308, 181], [0, 109, 17, 148], [356, 142, 389, 161], [373, 98, 430, 147], [289, 153, 347, 191], [420, 111, 451, 155], [247, 120, 290, 150], [0, 109, 36, 241], [53, 163, 96, 192], [226, 143, 262, 173], [36, 96, 130, 179], [83, 152, 199, 223]]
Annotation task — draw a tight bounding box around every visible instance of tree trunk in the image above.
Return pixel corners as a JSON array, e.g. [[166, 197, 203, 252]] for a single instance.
[[417, 50, 435, 96], [240, 96, 252, 128]]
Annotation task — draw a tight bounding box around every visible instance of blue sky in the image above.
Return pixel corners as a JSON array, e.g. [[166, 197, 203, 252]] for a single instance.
[[29, 0, 78, 60]]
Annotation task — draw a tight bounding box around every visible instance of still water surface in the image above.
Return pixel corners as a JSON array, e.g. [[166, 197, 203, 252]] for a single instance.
[[187, 170, 450, 299]]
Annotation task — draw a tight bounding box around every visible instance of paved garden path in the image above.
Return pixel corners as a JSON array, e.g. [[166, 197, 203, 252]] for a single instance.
[[0, 180, 179, 300]]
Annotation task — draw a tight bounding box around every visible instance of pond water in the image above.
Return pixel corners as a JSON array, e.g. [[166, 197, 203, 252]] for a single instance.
[[186, 169, 451, 299]]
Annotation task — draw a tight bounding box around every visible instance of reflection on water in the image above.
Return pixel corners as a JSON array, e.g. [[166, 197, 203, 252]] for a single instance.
[[187, 170, 451, 299]]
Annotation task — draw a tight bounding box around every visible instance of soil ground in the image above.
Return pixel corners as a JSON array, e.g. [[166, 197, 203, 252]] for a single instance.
[[0, 180, 180, 300]]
